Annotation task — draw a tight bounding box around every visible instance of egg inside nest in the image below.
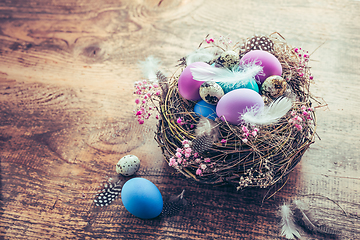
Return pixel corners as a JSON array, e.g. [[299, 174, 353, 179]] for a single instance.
[[261, 75, 287, 99], [199, 81, 225, 105]]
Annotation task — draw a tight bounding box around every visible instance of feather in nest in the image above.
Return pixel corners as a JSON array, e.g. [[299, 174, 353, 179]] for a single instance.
[[241, 97, 293, 126], [192, 117, 220, 153], [138, 56, 161, 81], [190, 62, 262, 83], [156, 70, 168, 100], [186, 48, 217, 65], [278, 203, 302, 239]]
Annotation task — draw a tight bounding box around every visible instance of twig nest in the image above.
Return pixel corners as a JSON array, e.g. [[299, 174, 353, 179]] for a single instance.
[[261, 75, 287, 99], [116, 155, 140, 176], [244, 35, 274, 53], [150, 33, 320, 188]]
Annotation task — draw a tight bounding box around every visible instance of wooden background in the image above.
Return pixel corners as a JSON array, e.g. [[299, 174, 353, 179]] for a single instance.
[[1, 0, 359, 239]]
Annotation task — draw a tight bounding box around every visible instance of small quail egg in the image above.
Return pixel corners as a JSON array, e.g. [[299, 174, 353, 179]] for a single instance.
[[199, 81, 225, 105], [217, 50, 239, 69], [261, 75, 287, 99], [116, 155, 140, 176]]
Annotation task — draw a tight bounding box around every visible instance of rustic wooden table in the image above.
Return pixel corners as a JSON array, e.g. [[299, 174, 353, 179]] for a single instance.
[[1, 0, 359, 239]]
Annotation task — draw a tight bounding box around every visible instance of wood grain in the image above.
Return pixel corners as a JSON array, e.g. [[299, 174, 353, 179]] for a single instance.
[[1, 0, 360, 239]]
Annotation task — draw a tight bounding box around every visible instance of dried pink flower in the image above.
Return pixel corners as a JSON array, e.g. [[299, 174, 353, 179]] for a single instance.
[[182, 139, 189, 145]]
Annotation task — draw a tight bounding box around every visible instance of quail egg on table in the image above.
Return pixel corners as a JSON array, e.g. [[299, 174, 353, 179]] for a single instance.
[[199, 81, 225, 105], [116, 155, 140, 176]]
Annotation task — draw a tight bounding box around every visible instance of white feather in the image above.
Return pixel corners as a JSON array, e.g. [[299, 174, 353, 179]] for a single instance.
[[195, 117, 220, 141], [279, 203, 301, 239], [190, 63, 262, 83], [241, 97, 292, 125], [186, 48, 217, 65], [138, 56, 161, 81]]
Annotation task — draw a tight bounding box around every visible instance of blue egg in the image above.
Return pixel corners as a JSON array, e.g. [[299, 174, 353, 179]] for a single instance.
[[217, 78, 259, 94], [194, 100, 217, 121], [121, 177, 163, 219]]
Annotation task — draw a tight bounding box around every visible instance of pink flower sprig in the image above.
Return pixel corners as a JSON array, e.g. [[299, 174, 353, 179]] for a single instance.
[[240, 125, 259, 143], [133, 80, 161, 124], [168, 139, 212, 176], [176, 117, 186, 125], [203, 35, 236, 51], [294, 47, 313, 80], [289, 105, 314, 131]]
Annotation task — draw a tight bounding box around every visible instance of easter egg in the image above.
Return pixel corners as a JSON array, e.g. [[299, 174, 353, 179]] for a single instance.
[[261, 75, 287, 99], [217, 77, 259, 94], [116, 155, 140, 176], [178, 62, 208, 101], [216, 50, 239, 69], [121, 178, 163, 219], [216, 88, 264, 125], [194, 100, 217, 120], [240, 50, 282, 85], [199, 81, 225, 105]]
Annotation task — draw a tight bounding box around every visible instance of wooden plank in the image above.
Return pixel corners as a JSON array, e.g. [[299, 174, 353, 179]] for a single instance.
[[1, 0, 359, 239]]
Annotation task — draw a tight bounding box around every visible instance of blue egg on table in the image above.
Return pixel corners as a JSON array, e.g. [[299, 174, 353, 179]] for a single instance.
[[217, 78, 259, 94], [121, 177, 163, 219], [193, 100, 217, 120]]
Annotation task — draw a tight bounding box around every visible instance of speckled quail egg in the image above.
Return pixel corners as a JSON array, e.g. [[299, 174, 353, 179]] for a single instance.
[[116, 155, 140, 176], [262, 95, 272, 106], [216, 50, 239, 69], [261, 75, 287, 99], [199, 81, 225, 105]]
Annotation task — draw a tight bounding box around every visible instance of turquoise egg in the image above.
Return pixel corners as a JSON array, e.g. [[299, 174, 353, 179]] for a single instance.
[[121, 178, 163, 219], [194, 100, 217, 121], [209, 63, 260, 94], [217, 78, 259, 94]]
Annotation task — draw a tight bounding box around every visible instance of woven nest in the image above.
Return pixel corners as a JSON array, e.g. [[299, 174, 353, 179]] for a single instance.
[[154, 33, 319, 189]]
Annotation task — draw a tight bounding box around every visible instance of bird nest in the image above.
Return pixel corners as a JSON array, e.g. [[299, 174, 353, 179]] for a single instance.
[[136, 33, 320, 189]]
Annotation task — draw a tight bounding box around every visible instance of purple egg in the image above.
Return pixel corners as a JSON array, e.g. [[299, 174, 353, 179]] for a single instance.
[[178, 62, 208, 101], [216, 89, 264, 125], [240, 50, 282, 85]]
